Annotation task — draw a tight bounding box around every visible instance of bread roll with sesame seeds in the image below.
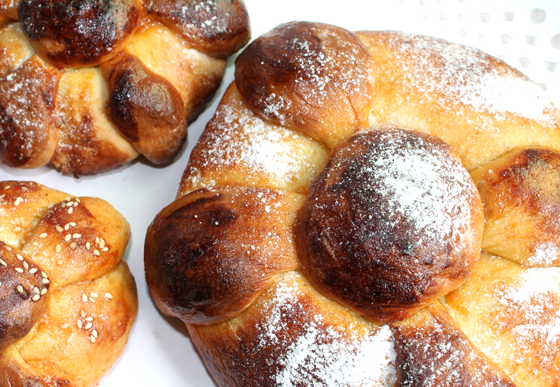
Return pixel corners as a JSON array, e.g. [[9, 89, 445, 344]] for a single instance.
[[146, 21, 560, 386], [0, 0, 250, 176], [0, 180, 137, 387]]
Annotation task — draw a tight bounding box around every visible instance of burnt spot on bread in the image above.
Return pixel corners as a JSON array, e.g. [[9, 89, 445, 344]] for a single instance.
[[145, 186, 302, 325], [0, 242, 49, 353], [235, 21, 374, 148], [18, 0, 143, 67], [297, 128, 484, 322], [146, 0, 250, 58], [102, 51, 187, 164]]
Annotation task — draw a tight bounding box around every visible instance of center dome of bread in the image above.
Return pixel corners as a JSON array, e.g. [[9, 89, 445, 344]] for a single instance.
[[296, 128, 485, 322]]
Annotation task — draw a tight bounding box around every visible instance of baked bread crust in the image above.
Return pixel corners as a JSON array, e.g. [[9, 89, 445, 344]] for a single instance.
[[0, 180, 137, 387], [0, 0, 250, 176], [146, 21, 560, 386]]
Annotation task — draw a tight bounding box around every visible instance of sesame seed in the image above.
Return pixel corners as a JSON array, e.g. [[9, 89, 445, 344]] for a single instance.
[[92, 330, 98, 338], [32, 294, 40, 302], [65, 234, 71, 242], [9, 220, 15, 225], [86, 242, 91, 250], [42, 278, 49, 284], [16, 254, 23, 261], [81, 310, 86, 317], [105, 293, 113, 299], [99, 239, 105, 248], [14, 227, 21, 232], [0, 282, 2, 287], [102, 247, 109, 252], [0, 226, 4, 231], [85, 322, 93, 330], [70, 242, 77, 248], [61, 203, 66, 208], [85, 317, 93, 321], [70, 222, 76, 227], [73, 234, 81, 239], [61, 323, 69, 329], [15, 268, 24, 273], [30, 268, 38, 274], [4, 246, 10, 251], [16, 285, 24, 293], [77, 320, 83, 329], [39, 233, 47, 238], [67, 208, 73, 214], [41, 288, 47, 295], [41, 271, 47, 278], [89, 297, 96, 303], [56, 226, 63, 232], [23, 261, 29, 269], [76, 198, 81, 203], [90, 337, 96, 343], [82, 294, 88, 302], [33, 287, 40, 294], [93, 250, 100, 256], [95, 237, 99, 244], [90, 292, 98, 298], [65, 197, 70, 201], [4, 185, 9, 189], [64, 224, 70, 230], [56, 244, 61, 253], [0, 259, 6, 266]]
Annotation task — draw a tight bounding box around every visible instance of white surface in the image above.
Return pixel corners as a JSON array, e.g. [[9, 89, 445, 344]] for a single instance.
[[1, 0, 559, 385]]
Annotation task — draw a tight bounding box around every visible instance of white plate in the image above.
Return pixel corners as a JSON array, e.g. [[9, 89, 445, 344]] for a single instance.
[[1, 0, 559, 385]]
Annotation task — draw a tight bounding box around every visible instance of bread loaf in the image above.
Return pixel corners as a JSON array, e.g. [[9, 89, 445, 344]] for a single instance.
[[146, 21, 560, 386], [0, 180, 137, 386], [0, 0, 250, 176]]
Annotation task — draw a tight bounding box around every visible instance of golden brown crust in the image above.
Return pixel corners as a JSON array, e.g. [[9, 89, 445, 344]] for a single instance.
[[0, 56, 61, 169], [0, 0, 250, 175], [0, 181, 137, 387], [391, 302, 516, 387], [471, 148, 560, 267], [145, 186, 303, 324], [235, 21, 374, 149], [297, 128, 484, 322], [145, 0, 251, 59], [101, 49, 187, 164]]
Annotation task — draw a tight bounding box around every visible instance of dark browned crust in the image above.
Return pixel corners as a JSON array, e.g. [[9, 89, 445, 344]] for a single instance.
[[145, 186, 302, 325], [296, 129, 484, 322], [235, 21, 374, 146], [18, 0, 143, 67], [0, 242, 49, 353], [0, 56, 61, 168], [391, 303, 516, 387], [145, 0, 250, 59], [102, 50, 187, 164]]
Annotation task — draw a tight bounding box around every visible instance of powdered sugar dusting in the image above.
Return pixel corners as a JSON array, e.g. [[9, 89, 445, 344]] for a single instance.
[[191, 95, 323, 188], [528, 242, 560, 266], [386, 32, 555, 125], [348, 130, 476, 253], [257, 275, 397, 386], [494, 267, 560, 368]]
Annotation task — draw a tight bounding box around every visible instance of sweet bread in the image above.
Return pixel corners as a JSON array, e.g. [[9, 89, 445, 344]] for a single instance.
[[0, 0, 250, 176], [145, 21, 560, 386], [0, 180, 137, 386]]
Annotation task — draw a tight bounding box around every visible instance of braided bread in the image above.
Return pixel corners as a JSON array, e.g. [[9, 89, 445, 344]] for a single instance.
[[0, 0, 250, 176], [0, 180, 137, 386], [145, 21, 560, 386]]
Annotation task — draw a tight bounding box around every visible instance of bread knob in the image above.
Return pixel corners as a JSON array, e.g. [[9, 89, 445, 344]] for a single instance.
[[18, 0, 143, 67], [297, 128, 485, 322]]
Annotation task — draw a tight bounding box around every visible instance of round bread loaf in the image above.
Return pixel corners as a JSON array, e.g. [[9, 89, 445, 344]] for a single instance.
[[145, 21, 560, 387], [0, 180, 137, 386], [0, 0, 250, 176]]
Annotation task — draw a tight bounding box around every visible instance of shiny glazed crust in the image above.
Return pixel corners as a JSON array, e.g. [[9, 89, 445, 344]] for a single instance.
[[0, 0, 250, 176], [146, 22, 560, 386], [0, 181, 137, 387]]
